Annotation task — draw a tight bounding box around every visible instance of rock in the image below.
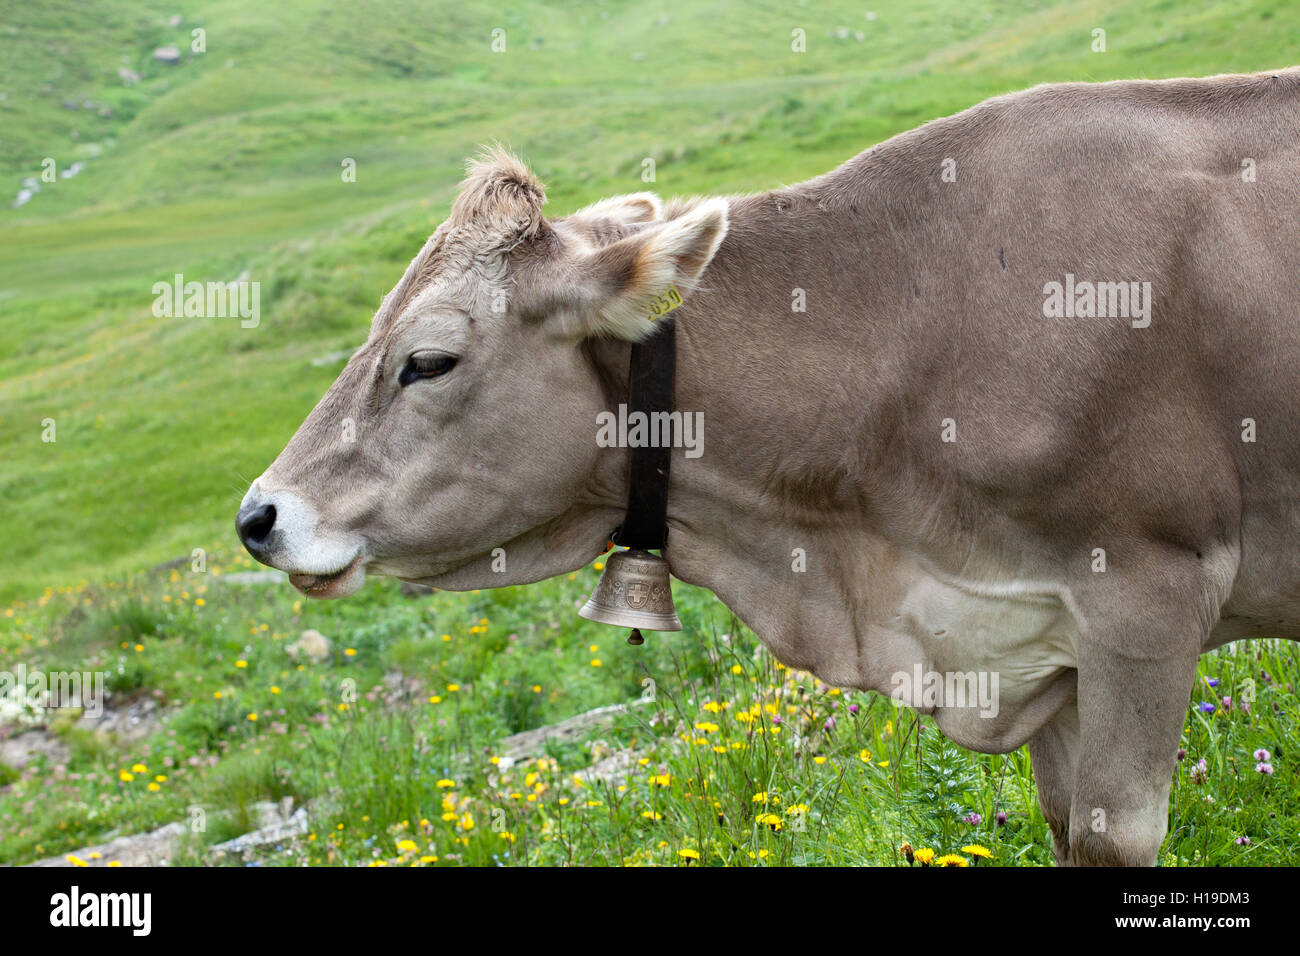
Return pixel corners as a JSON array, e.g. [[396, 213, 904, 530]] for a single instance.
[[84, 697, 160, 745], [211, 807, 309, 855], [495, 702, 641, 762], [152, 46, 181, 64], [117, 66, 140, 85], [287, 629, 332, 662], [0, 728, 69, 770], [27, 821, 188, 867]]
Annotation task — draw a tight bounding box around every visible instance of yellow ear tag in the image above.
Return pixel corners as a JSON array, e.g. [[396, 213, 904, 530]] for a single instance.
[[642, 286, 683, 321]]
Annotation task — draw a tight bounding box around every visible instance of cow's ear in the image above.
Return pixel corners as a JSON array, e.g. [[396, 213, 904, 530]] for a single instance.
[[572, 191, 663, 227], [580, 197, 728, 340]]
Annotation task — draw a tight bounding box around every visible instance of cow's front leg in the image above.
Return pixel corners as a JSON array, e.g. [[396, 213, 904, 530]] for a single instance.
[[1027, 698, 1080, 864], [1066, 635, 1201, 866]]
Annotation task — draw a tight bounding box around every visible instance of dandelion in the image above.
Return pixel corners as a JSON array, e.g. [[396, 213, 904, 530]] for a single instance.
[[147, 782, 160, 792], [271, 686, 280, 695], [652, 773, 671, 787], [436, 779, 456, 788], [757, 813, 783, 831], [131, 763, 146, 774], [246, 713, 258, 721], [396, 840, 418, 853], [677, 848, 699, 862], [752, 791, 769, 804], [446, 684, 460, 693], [345, 648, 356, 657], [914, 848, 935, 866], [236, 660, 248, 669], [936, 854, 969, 867], [195, 598, 205, 606], [119, 770, 134, 782], [962, 844, 993, 863], [590, 659, 602, 667], [641, 811, 662, 821]]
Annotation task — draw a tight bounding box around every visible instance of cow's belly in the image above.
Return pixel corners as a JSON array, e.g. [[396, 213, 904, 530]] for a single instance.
[[867, 566, 1080, 752]]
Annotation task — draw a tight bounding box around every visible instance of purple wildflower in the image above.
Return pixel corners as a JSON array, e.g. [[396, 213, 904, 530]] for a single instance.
[[1253, 748, 1271, 762], [1256, 762, 1274, 775]]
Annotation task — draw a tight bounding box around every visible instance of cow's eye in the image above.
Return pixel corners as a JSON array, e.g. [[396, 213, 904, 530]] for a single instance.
[[399, 352, 458, 386]]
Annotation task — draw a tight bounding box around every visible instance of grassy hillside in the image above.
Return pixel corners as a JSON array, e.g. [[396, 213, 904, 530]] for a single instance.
[[1, 0, 1298, 867], [4, 0, 1299, 602]]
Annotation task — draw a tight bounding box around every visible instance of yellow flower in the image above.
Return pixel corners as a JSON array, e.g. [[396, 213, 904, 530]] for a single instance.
[[147, 783, 160, 792], [236, 660, 248, 669], [134, 644, 144, 653], [213, 691, 223, 699], [119, 770, 134, 782], [590, 659, 602, 667], [130, 764, 147, 774], [246, 712, 258, 721], [936, 854, 969, 867], [677, 848, 700, 861], [195, 598, 205, 606], [652, 773, 671, 787], [757, 813, 783, 831], [914, 848, 936, 865], [446, 684, 460, 693], [962, 844, 993, 860], [429, 695, 442, 704], [858, 748, 872, 762], [436, 779, 455, 788], [154, 775, 167, 783], [813, 756, 827, 765], [271, 686, 280, 695], [752, 791, 769, 804], [641, 810, 662, 820], [730, 664, 743, 674], [396, 840, 418, 853], [345, 648, 356, 657], [66, 855, 88, 867], [419, 855, 437, 864]]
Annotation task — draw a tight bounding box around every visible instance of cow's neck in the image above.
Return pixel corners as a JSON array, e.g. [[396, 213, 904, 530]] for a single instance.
[[644, 186, 937, 691]]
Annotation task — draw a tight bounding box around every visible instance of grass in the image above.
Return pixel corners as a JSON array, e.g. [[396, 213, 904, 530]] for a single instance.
[[1, 0, 1299, 866], [2, 548, 1295, 866]]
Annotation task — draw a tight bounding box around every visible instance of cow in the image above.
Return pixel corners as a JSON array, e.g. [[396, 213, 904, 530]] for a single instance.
[[238, 68, 1300, 866]]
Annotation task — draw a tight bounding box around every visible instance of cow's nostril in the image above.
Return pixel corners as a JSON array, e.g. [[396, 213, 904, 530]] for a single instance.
[[237, 502, 277, 552]]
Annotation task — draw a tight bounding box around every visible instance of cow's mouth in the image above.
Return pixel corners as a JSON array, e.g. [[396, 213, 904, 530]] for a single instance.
[[289, 553, 365, 599]]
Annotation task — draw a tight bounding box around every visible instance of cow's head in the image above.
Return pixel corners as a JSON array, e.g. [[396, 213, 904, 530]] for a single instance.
[[236, 148, 728, 597]]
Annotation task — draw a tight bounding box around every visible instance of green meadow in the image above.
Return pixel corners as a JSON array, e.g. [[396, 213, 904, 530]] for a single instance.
[[1, 0, 1298, 866]]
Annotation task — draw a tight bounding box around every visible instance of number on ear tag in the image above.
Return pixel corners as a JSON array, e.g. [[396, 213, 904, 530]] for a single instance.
[[642, 286, 683, 321]]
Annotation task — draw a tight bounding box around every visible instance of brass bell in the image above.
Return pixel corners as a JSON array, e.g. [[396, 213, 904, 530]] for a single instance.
[[579, 548, 682, 635]]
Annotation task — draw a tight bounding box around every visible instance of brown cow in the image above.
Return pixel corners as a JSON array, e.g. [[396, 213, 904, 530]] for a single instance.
[[239, 68, 1300, 865]]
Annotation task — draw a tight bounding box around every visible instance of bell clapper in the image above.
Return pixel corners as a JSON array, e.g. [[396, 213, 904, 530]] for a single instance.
[[627, 628, 644, 646]]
